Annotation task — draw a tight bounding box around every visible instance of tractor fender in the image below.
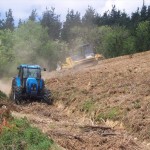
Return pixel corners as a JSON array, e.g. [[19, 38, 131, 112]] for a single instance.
[[26, 78, 38, 94], [39, 79, 44, 90], [15, 77, 21, 87]]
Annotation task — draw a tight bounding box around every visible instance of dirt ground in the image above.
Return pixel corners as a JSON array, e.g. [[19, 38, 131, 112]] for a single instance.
[[11, 102, 149, 150], [1, 51, 150, 150]]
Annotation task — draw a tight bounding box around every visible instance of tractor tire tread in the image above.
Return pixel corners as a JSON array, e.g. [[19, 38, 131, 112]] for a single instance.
[[14, 87, 22, 105], [42, 88, 53, 105]]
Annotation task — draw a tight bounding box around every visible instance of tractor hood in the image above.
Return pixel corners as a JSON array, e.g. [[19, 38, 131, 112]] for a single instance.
[[26, 78, 38, 95]]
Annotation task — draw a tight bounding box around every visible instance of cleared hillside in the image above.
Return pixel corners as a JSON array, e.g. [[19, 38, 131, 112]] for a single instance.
[[45, 51, 150, 149]]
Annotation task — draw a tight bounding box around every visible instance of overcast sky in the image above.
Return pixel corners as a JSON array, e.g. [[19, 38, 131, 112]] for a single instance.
[[0, 0, 150, 23]]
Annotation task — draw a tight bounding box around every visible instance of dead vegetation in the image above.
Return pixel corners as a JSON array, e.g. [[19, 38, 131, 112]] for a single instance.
[[46, 51, 150, 145]]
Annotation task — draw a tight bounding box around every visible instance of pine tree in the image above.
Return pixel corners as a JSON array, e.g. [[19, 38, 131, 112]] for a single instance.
[[140, 5, 147, 21], [4, 9, 14, 31], [29, 9, 37, 22], [61, 9, 81, 42], [82, 6, 96, 26], [18, 19, 23, 28], [41, 7, 61, 40]]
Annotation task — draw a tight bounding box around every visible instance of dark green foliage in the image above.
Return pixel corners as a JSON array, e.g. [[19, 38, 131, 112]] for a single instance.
[[3, 9, 14, 31], [0, 118, 54, 150], [141, 5, 147, 21], [82, 6, 97, 26], [130, 8, 141, 32], [18, 19, 23, 28], [41, 7, 61, 40], [148, 6, 150, 21], [61, 9, 81, 42], [102, 26, 136, 57], [29, 9, 37, 22], [135, 21, 150, 51], [96, 5, 130, 27], [0, 18, 4, 30]]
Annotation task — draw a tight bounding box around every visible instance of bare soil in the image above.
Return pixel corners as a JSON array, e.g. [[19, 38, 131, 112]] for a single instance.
[[1, 51, 150, 150], [11, 102, 149, 150]]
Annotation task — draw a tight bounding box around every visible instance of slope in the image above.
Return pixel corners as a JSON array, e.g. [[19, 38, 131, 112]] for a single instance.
[[11, 51, 150, 150]]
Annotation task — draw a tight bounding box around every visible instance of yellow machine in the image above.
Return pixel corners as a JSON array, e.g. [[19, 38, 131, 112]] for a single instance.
[[61, 44, 104, 69]]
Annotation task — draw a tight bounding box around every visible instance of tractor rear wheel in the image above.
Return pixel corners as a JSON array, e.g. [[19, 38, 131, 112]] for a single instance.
[[42, 88, 53, 105], [13, 87, 22, 105]]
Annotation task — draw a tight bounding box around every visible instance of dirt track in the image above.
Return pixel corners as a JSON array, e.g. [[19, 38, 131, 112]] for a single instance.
[[1, 51, 150, 149]]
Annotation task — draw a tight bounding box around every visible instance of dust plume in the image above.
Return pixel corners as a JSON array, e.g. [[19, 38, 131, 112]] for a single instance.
[[0, 79, 11, 96]]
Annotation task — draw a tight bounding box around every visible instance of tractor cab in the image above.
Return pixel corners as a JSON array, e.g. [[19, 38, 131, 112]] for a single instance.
[[18, 65, 41, 80], [17, 65, 42, 90]]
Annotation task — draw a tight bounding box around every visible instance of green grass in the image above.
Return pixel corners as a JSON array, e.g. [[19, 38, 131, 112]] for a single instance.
[[0, 118, 54, 150], [96, 107, 121, 122], [81, 99, 95, 113], [0, 90, 7, 99]]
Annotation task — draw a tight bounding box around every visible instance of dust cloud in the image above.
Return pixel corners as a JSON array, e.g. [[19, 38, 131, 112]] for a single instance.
[[0, 79, 11, 96]]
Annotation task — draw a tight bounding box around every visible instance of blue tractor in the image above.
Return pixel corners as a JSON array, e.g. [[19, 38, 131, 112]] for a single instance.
[[10, 64, 52, 105]]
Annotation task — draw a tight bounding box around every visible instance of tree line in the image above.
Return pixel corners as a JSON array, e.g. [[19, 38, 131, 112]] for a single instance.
[[0, 4, 150, 75]]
